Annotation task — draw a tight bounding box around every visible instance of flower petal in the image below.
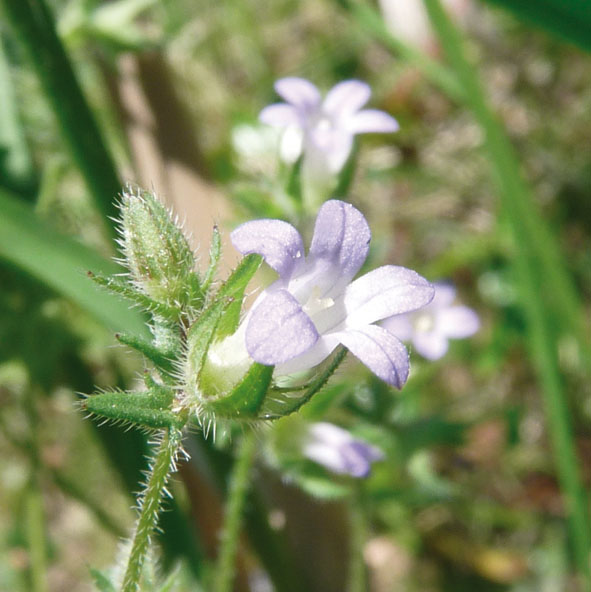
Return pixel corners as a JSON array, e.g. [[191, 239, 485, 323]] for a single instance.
[[231, 219, 304, 278], [274, 77, 321, 111], [259, 103, 301, 127], [275, 333, 341, 376], [245, 289, 318, 365], [437, 305, 480, 339], [279, 125, 304, 163], [323, 80, 371, 118], [308, 200, 371, 292], [346, 109, 399, 134], [343, 266, 434, 328], [337, 325, 410, 388], [306, 129, 354, 173], [381, 314, 414, 342], [412, 331, 449, 361], [431, 281, 457, 308]]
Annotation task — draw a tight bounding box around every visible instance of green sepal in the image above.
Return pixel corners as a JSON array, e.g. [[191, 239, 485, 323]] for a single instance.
[[261, 347, 348, 419], [185, 299, 227, 388], [184, 254, 265, 410], [89, 271, 180, 320], [214, 253, 262, 339], [116, 332, 175, 374], [83, 387, 178, 430], [207, 363, 274, 419], [89, 568, 116, 592], [202, 224, 221, 293]]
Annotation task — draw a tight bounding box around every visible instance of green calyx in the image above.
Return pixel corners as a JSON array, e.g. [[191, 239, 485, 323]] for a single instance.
[[84, 186, 345, 432], [184, 254, 274, 420]]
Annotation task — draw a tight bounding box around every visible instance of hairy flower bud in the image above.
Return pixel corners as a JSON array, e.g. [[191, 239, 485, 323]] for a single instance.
[[118, 187, 201, 310]]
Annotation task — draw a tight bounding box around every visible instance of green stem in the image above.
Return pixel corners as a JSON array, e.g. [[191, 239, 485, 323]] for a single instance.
[[121, 428, 183, 592], [25, 486, 48, 592], [348, 492, 368, 592], [1, 0, 121, 238], [214, 431, 257, 592], [343, 0, 465, 104], [423, 0, 591, 585]]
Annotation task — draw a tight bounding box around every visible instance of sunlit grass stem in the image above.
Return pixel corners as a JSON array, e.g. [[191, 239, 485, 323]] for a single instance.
[[214, 431, 257, 592], [348, 491, 368, 592], [423, 0, 591, 584]]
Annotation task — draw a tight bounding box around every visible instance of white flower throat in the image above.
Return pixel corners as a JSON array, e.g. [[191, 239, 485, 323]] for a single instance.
[[302, 285, 335, 318], [414, 312, 435, 333]]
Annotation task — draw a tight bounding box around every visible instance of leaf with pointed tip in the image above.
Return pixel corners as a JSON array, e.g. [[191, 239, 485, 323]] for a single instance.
[[202, 224, 222, 293], [83, 388, 178, 430], [207, 363, 274, 419], [261, 347, 347, 419], [89, 272, 181, 320], [116, 332, 176, 374]]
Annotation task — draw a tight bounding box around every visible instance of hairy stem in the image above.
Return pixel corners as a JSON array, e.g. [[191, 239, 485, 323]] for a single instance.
[[214, 431, 257, 592], [121, 428, 183, 592]]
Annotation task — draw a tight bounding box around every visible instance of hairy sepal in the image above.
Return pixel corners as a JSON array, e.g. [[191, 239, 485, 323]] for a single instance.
[[82, 387, 178, 430], [89, 272, 181, 321], [116, 332, 176, 375], [261, 347, 348, 419], [214, 254, 262, 339], [205, 362, 274, 419]]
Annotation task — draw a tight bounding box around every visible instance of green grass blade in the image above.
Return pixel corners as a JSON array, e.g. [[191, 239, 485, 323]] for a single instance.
[[342, 0, 466, 103], [0, 188, 149, 338], [423, 0, 591, 583], [0, 35, 37, 198], [1, 0, 122, 237], [482, 0, 591, 53]]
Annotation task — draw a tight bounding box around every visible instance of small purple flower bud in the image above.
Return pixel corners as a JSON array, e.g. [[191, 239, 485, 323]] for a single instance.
[[303, 422, 384, 478]]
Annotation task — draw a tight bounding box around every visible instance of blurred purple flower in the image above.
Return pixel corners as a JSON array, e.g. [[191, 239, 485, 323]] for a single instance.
[[303, 422, 384, 478], [259, 78, 399, 174], [382, 282, 480, 361], [231, 200, 434, 387]]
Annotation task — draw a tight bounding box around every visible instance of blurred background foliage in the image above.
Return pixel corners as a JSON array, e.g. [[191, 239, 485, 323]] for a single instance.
[[0, 0, 590, 590]]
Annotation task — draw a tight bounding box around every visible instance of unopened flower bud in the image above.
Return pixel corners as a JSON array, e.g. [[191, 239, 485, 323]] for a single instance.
[[118, 187, 200, 310]]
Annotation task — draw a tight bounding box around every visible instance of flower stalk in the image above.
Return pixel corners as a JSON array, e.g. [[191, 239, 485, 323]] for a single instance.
[[121, 426, 185, 592], [213, 431, 257, 592]]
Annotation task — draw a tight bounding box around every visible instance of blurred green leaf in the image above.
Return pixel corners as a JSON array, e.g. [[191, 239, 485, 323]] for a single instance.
[[1, 0, 122, 237], [0, 36, 37, 198], [90, 568, 116, 592], [395, 416, 468, 456], [481, 0, 591, 52], [0, 188, 149, 337]]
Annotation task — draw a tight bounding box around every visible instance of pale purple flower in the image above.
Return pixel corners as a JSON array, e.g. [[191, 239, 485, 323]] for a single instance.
[[231, 200, 434, 387], [303, 422, 384, 478], [259, 78, 399, 174], [382, 282, 480, 361]]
